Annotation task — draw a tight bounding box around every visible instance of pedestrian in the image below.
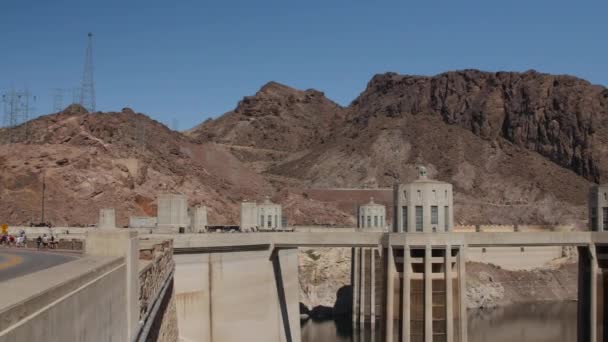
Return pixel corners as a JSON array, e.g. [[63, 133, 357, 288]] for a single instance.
[[42, 234, 49, 249], [50, 235, 57, 249], [36, 235, 42, 250]]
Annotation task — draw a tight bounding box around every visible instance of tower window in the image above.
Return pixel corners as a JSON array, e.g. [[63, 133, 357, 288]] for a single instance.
[[374, 215, 378, 227], [260, 215, 264, 228], [402, 206, 408, 232], [604, 208, 608, 231], [367, 216, 371, 228], [415, 206, 423, 232], [431, 206, 438, 226], [444, 206, 449, 231]]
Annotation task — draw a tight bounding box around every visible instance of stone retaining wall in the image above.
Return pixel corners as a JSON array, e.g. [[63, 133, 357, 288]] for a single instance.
[[21, 238, 84, 250], [138, 239, 178, 342]]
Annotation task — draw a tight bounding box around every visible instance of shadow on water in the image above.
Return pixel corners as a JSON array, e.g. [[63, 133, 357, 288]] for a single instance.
[[302, 301, 577, 342], [302, 318, 382, 342]]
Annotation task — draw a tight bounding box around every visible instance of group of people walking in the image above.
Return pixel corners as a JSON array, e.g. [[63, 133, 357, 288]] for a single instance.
[[0, 230, 27, 247], [35, 234, 59, 250], [0, 230, 59, 249]]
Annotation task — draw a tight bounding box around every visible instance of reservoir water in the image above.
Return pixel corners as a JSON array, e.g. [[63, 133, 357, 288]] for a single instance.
[[301, 301, 577, 342]]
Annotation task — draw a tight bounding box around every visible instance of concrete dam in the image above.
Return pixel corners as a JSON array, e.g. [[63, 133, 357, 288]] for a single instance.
[[2, 171, 608, 342]]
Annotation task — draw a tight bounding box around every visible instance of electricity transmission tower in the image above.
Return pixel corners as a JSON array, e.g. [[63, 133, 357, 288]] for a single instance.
[[52, 88, 64, 112], [136, 119, 146, 154], [2, 89, 36, 143], [80, 32, 96, 112]]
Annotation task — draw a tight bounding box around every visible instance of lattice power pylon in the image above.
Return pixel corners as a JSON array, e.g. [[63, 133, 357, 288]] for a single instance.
[[1, 89, 36, 143], [52, 88, 64, 112], [80, 32, 96, 112]]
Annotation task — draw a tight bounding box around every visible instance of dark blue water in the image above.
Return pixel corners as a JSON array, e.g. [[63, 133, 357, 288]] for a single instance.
[[301, 302, 577, 342]]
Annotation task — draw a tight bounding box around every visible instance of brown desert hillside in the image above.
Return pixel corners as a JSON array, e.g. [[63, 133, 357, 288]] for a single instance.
[[0, 105, 274, 226], [192, 70, 608, 226], [1, 70, 606, 227]]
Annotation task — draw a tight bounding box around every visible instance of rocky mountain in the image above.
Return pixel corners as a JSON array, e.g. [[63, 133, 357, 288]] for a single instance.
[[1, 69, 606, 227], [348, 70, 608, 182], [192, 70, 608, 226], [189, 81, 346, 152]]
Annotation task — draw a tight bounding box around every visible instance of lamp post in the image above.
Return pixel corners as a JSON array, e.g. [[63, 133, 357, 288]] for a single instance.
[[41, 173, 46, 224]]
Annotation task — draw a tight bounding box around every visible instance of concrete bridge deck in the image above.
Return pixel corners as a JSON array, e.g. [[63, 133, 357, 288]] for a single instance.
[[163, 231, 607, 252]]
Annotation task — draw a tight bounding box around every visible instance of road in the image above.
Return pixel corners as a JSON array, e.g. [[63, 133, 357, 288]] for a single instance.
[[0, 248, 78, 282]]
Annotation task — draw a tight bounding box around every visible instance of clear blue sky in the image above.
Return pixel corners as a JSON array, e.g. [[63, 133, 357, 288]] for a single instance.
[[1, 0, 606, 130]]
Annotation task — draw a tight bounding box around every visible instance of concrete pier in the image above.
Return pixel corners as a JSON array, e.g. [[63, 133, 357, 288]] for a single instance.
[[386, 246, 395, 342], [352, 247, 381, 326], [577, 244, 608, 342], [85, 229, 140, 338], [378, 242, 465, 342]]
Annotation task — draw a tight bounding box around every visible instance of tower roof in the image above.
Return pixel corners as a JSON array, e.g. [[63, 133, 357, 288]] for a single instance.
[[360, 197, 384, 208], [407, 165, 450, 185]]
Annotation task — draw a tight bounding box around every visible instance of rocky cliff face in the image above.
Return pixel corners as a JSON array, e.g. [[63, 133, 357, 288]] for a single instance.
[[350, 70, 608, 182], [264, 70, 608, 225]]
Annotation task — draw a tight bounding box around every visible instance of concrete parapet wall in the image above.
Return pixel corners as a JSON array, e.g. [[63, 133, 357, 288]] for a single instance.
[[293, 226, 357, 233], [519, 224, 575, 232], [454, 224, 576, 233], [0, 231, 179, 342], [479, 225, 517, 232], [0, 257, 128, 341], [130, 216, 158, 228], [454, 225, 477, 232]]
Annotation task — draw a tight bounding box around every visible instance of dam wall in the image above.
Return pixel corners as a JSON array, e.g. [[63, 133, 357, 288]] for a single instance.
[[174, 248, 300, 342]]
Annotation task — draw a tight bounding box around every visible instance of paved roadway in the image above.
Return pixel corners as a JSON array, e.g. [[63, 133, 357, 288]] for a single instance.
[[0, 248, 78, 282]]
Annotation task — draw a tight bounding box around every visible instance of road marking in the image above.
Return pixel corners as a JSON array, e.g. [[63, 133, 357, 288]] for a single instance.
[[0, 253, 24, 271]]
